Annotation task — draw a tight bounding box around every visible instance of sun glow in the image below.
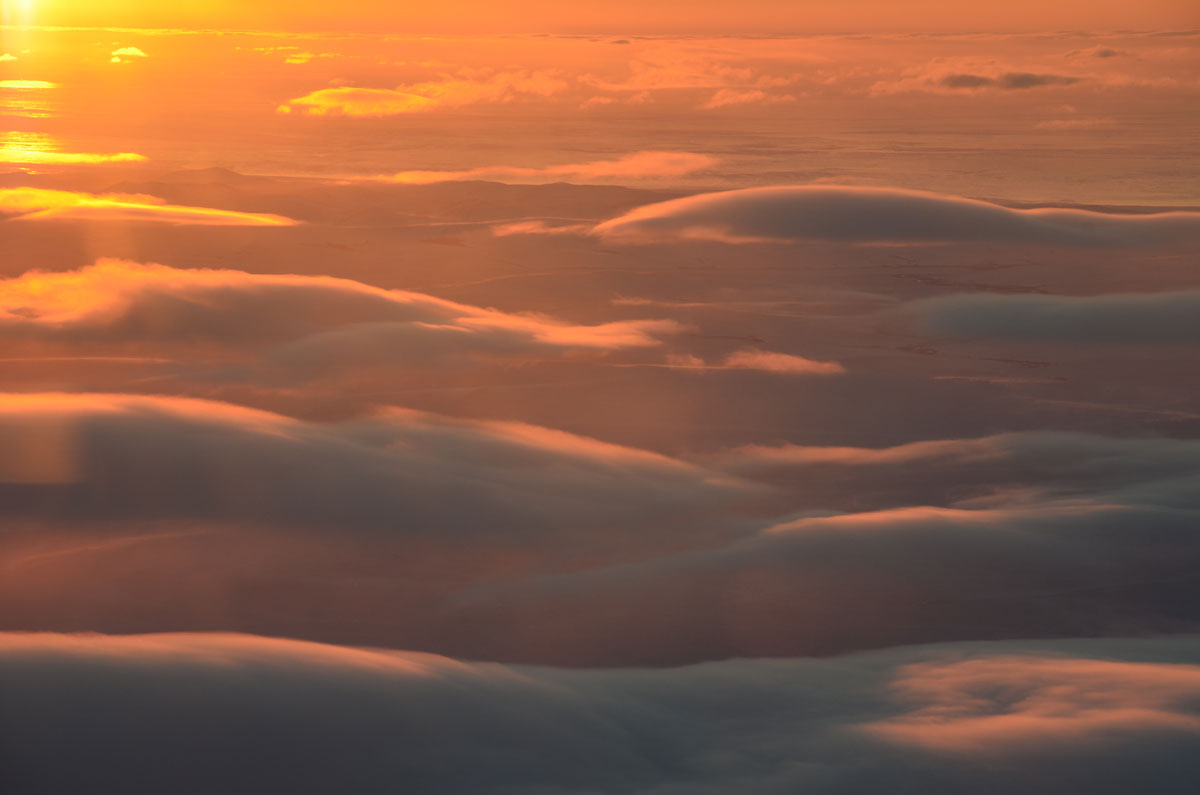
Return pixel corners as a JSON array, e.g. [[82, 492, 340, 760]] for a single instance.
[[1, 0, 37, 26]]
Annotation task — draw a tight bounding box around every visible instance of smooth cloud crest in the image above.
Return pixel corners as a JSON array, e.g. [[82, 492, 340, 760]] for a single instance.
[[0, 189, 297, 226], [593, 186, 1200, 247], [0, 392, 752, 545]]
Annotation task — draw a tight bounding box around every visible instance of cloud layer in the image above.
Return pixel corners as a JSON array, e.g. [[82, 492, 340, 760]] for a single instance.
[[4, 632, 1200, 795], [594, 186, 1200, 246]]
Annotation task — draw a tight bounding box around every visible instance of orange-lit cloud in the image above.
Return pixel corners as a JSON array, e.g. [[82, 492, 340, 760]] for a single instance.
[[389, 151, 717, 184], [0, 261, 681, 371], [0, 188, 298, 225], [281, 70, 568, 116], [866, 656, 1200, 752]]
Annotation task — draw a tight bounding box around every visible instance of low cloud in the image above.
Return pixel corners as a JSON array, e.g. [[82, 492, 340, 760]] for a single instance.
[[389, 151, 717, 184], [2, 395, 1199, 663], [865, 655, 1200, 753], [592, 186, 1200, 247], [431, 497, 1200, 665], [4, 632, 1200, 795], [0, 189, 296, 226], [0, 393, 752, 546], [0, 261, 681, 375], [280, 70, 568, 116], [709, 430, 1200, 511], [904, 291, 1200, 344]]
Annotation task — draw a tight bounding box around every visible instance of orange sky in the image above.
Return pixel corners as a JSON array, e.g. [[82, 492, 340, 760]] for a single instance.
[[10, 0, 1198, 33]]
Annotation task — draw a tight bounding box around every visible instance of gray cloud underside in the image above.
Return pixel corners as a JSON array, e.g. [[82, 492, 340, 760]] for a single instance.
[[0, 394, 753, 547], [4, 632, 1200, 795], [0, 261, 680, 380]]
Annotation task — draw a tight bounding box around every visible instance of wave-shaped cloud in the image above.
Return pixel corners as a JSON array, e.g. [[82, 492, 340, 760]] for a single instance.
[[710, 430, 1200, 511], [420, 427, 1200, 664], [904, 291, 1200, 344], [4, 632, 1200, 795], [3, 395, 1199, 663], [0, 261, 681, 375], [0, 392, 749, 535], [0, 189, 296, 226], [593, 186, 1200, 247], [431, 498, 1200, 665]]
